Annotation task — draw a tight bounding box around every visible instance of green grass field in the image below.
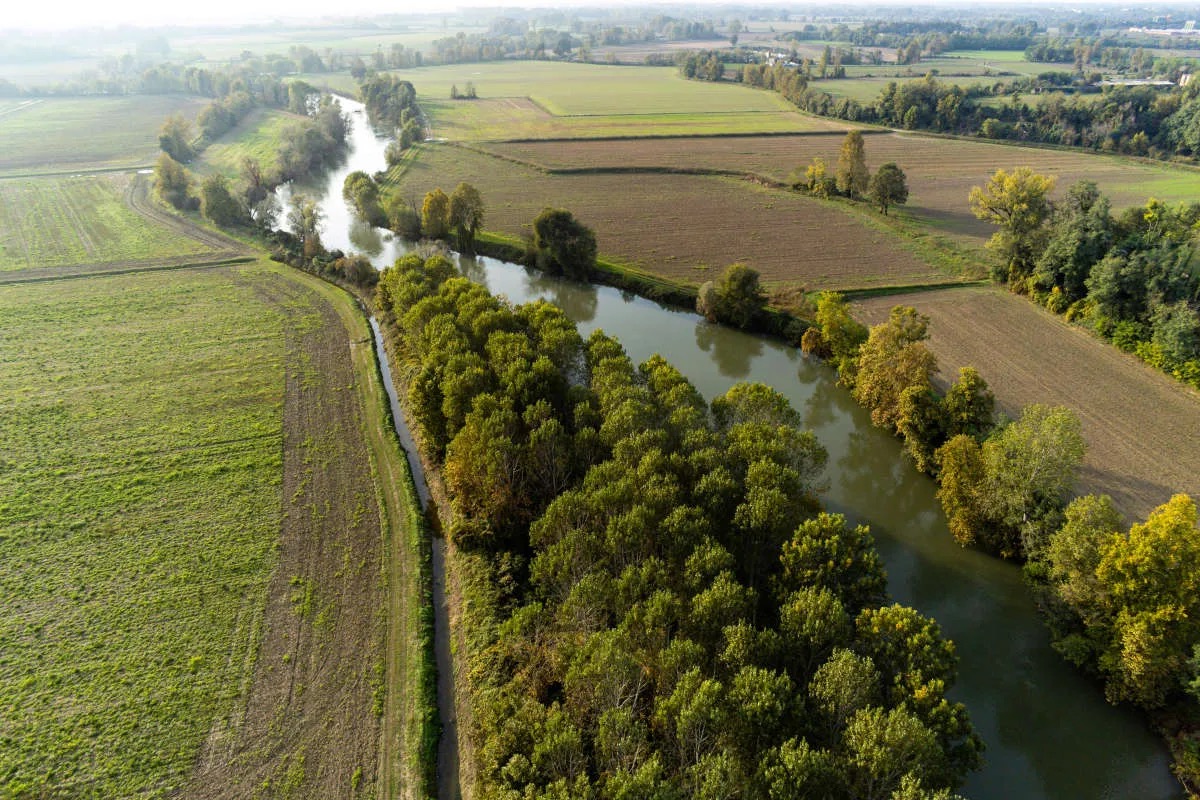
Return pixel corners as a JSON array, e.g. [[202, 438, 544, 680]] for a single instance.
[[199, 107, 308, 178], [393, 61, 796, 115], [0, 96, 208, 175], [0, 174, 213, 271], [0, 263, 297, 798]]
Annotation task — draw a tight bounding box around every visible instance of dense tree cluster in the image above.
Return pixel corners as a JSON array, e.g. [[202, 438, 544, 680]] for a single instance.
[[359, 73, 423, 153], [376, 254, 982, 799], [971, 171, 1200, 389], [1032, 493, 1200, 779]]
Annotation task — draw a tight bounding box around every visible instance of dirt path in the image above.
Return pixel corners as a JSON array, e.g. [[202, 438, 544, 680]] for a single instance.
[[184, 268, 386, 798], [854, 285, 1200, 520], [124, 172, 246, 257]]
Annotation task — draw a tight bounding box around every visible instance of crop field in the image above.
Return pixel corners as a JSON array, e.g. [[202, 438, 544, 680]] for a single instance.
[[0, 174, 217, 272], [391, 62, 854, 140], [199, 108, 308, 178], [423, 96, 851, 141], [853, 285, 1200, 519], [172, 24, 486, 61], [399, 143, 952, 290], [486, 133, 1200, 246], [0, 96, 208, 175], [0, 265, 291, 797], [0, 259, 410, 798]]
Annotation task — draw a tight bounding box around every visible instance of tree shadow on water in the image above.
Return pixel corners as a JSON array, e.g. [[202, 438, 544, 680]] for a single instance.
[[694, 321, 762, 379]]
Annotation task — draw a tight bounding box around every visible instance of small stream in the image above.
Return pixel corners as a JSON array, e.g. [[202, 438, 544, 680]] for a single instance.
[[296, 96, 1180, 800]]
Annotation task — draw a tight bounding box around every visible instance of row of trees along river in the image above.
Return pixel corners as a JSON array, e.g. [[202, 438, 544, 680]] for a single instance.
[[283, 96, 1178, 799]]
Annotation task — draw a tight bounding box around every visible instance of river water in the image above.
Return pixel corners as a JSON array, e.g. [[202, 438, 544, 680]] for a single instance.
[[298, 97, 1180, 800]]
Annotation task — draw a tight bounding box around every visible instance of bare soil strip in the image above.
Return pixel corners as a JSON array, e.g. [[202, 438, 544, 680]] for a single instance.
[[854, 285, 1200, 520], [185, 270, 386, 798]]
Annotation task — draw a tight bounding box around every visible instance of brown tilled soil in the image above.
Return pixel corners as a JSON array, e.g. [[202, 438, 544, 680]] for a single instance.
[[184, 271, 384, 798], [853, 285, 1200, 520], [400, 144, 952, 291], [485, 134, 1200, 248]]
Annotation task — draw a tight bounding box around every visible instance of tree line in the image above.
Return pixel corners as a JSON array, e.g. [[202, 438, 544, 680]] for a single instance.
[[153, 91, 348, 236], [375, 253, 982, 800], [801, 293, 1200, 786], [969, 168, 1200, 390]]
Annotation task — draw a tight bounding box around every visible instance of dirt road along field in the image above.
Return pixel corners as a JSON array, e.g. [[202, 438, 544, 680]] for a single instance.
[[185, 270, 386, 798], [853, 285, 1200, 520]]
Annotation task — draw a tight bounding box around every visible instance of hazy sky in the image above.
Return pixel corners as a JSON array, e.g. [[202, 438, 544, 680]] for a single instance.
[[5, 0, 464, 31]]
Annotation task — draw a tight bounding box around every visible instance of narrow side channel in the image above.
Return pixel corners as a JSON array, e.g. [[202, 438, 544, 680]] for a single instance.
[[369, 318, 459, 800]]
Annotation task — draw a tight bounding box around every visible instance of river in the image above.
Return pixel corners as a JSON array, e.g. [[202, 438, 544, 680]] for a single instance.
[[297, 96, 1180, 800]]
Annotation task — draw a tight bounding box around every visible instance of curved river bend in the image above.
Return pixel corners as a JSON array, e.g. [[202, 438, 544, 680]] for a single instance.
[[297, 97, 1179, 800]]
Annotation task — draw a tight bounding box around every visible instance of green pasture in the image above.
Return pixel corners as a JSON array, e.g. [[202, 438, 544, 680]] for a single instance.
[[0, 175, 212, 271], [0, 95, 207, 175], [199, 107, 308, 178], [424, 97, 851, 141], [0, 262, 299, 798], [389, 61, 796, 115]]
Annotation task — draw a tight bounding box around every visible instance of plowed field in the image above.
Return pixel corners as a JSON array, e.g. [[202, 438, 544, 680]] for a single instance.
[[853, 285, 1200, 520], [398, 143, 956, 291], [486, 133, 1200, 246]]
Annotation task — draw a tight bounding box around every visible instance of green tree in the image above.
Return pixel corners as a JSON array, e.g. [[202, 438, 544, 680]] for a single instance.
[[287, 193, 324, 260], [777, 513, 887, 613], [701, 263, 767, 329], [940, 367, 995, 441], [153, 152, 192, 210], [852, 306, 937, 433], [1096, 494, 1200, 707], [868, 162, 909, 215], [158, 113, 195, 163], [982, 404, 1085, 557], [812, 291, 868, 384], [935, 435, 989, 549], [199, 173, 244, 227], [342, 170, 385, 227], [842, 706, 939, 800], [836, 130, 870, 198], [969, 167, 1056, 284], [1046, 493, 1123, 629], [805, 157, 832, 198], [532, 208, 597, 279], [421, 187, 451, 239], [449, 181, 485, 253]]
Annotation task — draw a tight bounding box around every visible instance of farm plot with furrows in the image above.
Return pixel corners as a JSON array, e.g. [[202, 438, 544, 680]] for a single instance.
[[0, 96, 208, 175], [853, 285, 1200, 520], [0, 174, 216, 272], [0, 265, 290, 798], [399, 144, 949, 290], [0, 261, 388, 798], [487, 133, 1200, 246]]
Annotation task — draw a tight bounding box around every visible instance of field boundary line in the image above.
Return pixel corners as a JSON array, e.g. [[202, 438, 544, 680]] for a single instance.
[[492, 129, 875, 144], [0, 256, 255, 285], [0, 164, 156, 180]]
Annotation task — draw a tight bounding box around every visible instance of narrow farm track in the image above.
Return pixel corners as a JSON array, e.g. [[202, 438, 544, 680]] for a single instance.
[[184, 269, 387, 798], [123, 172, 246, 256]]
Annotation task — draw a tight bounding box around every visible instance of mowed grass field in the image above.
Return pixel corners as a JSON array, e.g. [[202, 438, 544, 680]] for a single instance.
[[393, 62, 854, 140], [486, 133, 1200, 246], [399, 143, 953, 290], [199, 107, 308, 179], [0, 96, 208, 175], [0, 265, 292, 797], [0, 174, 215, 271], [853, 286, 1200, 520]]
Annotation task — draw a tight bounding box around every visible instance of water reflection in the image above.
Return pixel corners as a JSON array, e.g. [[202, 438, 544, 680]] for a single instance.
[[694, 320, 764, 378], [522, 267, 598, 323], [348, 218, 385, 256]]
